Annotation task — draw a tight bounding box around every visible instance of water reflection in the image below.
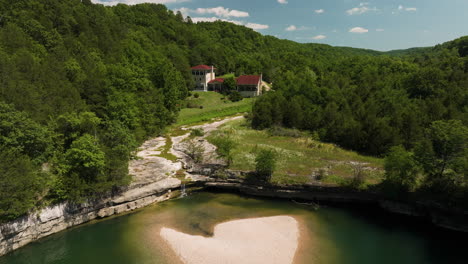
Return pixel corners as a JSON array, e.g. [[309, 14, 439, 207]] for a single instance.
[[0, 192, 466, 264]]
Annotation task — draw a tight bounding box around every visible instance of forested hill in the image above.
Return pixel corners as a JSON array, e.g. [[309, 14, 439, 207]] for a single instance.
[[0, 0, 466, 221]]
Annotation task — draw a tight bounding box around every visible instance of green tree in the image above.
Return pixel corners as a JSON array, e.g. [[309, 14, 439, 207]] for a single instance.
[[212, 135, 236, 166], [384, 146, 420, 195], [0, 102, 51, 163], [255, 149, 277, 182], [0, 149, 41, 221], [415, 120, 468, 196], [60, 134, 106, 200], [223, 77, 236, 93]]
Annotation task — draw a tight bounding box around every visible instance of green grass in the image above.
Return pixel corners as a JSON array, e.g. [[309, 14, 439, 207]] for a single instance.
[[207, 119, 385, 186], [156, 136, 178, 162], [217, 73, 235, 79], [177, 92, 254, 126]]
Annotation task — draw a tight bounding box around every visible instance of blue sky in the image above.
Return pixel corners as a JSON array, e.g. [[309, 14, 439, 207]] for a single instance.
[[92, 0, 468, 51]]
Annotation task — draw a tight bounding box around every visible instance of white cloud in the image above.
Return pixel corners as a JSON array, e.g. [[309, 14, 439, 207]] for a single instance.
[[192, 7, 249, 18], [176, 6, 249, 18], [278, 0, 288, 4], [285, 25, 311, 31], [397, 5, 417, 12], [376, 28, 384, 32], [314, 9, 325, 14], [346, 3, 378, 15], [92, 0, 189, 6], [349, 27, 369, 33], [285, 25, 297, 31], [190, 17, 268, 30], [245, 23, 269, 30], [312, 35, 326, 40]]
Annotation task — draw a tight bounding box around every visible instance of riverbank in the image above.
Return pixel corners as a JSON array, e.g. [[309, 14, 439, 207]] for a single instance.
[[201, 178, 468, 233], [1, 115, 467, 258], [0, 115, 241, 257], [1, 175, 467, 258]]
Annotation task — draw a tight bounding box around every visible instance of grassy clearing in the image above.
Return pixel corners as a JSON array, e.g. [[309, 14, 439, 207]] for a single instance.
[[208, 119, 384, 186], [177, 92, 254, 126], [217, 73, 236, 79]]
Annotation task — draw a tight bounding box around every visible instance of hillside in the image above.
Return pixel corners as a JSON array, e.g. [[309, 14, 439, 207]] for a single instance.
[[0, 0, 466, 222]]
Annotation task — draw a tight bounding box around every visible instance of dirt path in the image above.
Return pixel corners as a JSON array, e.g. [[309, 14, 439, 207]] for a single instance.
[[129, 116, 244, 186]]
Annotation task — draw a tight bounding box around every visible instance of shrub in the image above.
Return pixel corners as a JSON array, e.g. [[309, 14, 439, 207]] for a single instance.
[[185, 139, 205, 163], [228, 91, 243, 102], [348, 163, 367, 189], [255, 149, 277, 182], [190, 128, 205, 137], [193, 93, 200, 98], [211, 136, 236, 166], [187, 101, 200, 108]]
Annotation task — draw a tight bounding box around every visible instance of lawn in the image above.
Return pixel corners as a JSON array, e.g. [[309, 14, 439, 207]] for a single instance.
[[208, 119, 385, 186], [176, 92, 254, 126]]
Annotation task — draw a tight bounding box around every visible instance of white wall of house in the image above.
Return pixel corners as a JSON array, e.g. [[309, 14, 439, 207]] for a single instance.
[[192, 67, 215, 92]]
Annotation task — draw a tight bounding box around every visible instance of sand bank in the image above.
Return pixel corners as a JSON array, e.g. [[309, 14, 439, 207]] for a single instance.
[[160, 215, 299, 264]]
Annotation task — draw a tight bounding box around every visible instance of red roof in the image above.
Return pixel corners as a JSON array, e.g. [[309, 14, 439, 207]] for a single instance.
[[191, 65, 216, 70], [208, 78, 225, 84], [236, 75, 261, 85]]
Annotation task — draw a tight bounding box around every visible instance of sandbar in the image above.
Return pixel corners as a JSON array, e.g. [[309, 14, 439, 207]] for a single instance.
[[160, 215, 299, 264]]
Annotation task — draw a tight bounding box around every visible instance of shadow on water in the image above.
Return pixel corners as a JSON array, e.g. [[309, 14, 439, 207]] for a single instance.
[[0, 192, 466, 264]]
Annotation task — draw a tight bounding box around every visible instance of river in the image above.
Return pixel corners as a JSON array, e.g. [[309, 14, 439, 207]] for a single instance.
[[0, 192, 465, 264]]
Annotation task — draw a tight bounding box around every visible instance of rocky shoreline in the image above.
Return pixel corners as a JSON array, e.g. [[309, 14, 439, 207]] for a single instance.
[[1, 174, 467, 257], [0, 178, 182, 256], [1, 116, 467, 257], [201, 178, 468, 233]]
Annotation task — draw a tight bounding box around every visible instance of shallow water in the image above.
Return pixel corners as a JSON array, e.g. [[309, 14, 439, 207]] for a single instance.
[[0, 192, 466, 264]]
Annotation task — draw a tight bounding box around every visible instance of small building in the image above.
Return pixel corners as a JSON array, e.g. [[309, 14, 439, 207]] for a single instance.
[[207, 78, 225, 93], [191, 65, 216, 92], [236, 75, 263, 97], [191, 65, 263, 97]]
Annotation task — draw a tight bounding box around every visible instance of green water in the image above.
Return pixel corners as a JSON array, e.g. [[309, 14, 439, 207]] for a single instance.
[[0, 192, 465, 264]]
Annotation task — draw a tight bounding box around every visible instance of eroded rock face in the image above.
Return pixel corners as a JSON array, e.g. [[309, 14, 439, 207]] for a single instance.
[[0, 116, 242, 256], [0, 134, 183, 257], [0, 179, 180, 256]]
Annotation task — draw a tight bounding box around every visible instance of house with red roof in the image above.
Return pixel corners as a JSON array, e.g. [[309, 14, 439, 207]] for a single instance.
[[192, 65, 263, 97], [236, 75, 263, 97]]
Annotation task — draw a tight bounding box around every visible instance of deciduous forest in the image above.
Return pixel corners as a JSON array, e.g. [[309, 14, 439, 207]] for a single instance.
[[0, 0, 466, 221]]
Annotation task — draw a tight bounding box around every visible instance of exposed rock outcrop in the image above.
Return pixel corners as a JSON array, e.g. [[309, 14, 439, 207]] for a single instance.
[[0, 178, 181, 256]]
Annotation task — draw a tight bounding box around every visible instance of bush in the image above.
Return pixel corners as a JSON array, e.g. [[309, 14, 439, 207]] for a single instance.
[[211, 136, 236, 166], [193, 93, 200, 98], [187, 101, 200, 108], [348, 163, 367, 190], [185, 139, 205, 163], [190, 128, 205, 137], [255, 149, 277, 182], [228, 91, 243, 102]]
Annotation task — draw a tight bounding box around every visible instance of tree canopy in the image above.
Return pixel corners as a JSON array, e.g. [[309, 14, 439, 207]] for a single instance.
[[0, 0, 466, 220]]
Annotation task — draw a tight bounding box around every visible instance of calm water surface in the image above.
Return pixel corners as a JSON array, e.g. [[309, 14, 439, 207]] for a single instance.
[[0, 192, 465, 264]]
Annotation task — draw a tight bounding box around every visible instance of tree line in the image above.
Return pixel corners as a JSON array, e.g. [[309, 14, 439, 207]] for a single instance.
[[0, 0, 466, 221]]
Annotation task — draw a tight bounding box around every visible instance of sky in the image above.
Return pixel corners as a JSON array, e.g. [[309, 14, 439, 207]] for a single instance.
[[91, 0, 468, 51]]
